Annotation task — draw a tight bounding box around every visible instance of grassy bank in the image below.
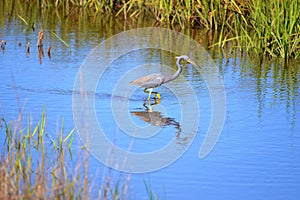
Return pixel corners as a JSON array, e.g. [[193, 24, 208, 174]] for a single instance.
[[1, 0, 299, 61], [0, 111, 136, 199]]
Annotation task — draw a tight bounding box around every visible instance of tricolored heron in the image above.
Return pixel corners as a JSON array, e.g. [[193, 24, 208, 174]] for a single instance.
[[130, 55, 195, 100]]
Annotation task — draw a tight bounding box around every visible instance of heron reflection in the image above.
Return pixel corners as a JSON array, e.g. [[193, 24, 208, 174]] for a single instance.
[[131, 100, 181, 138]]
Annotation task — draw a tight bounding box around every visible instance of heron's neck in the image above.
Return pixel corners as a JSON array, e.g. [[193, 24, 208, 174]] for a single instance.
[[163, 58, 183, 83], [172, 58, 183, 79]]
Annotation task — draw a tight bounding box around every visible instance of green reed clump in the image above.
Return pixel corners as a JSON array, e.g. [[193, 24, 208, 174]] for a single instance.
[[0, 110, 133, 199], [214, 0, 299, 63]]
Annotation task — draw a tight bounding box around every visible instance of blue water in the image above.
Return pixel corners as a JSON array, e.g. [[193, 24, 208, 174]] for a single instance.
[[1, 20, 300, 200]]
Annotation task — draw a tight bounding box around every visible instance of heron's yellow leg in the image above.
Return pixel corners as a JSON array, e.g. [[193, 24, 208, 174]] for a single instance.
[[143, 88, 158, 100], [151, 91, 161, 100], [145, 88, 153, 101], [155, 93, 161, 99]]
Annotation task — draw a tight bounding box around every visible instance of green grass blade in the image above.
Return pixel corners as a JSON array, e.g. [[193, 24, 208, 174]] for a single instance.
[[51, 31, 72, 52], [17, 14, 28, 26], [64, 128, 75, 142]]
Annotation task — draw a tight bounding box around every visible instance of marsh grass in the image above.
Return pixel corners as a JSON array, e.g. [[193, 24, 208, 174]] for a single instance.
[[2, 0, 299, 62], [236, 0, 300, 62], [0, 110, 83, 199], [0, 110, 135, 199], [144, 180, 161, 200]]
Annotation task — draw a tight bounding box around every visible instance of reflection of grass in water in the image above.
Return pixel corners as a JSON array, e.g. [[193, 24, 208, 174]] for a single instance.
[[0, 109, 156, 199]]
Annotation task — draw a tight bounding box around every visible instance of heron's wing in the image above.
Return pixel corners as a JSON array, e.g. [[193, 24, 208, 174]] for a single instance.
[[131, 73, 165, 88]]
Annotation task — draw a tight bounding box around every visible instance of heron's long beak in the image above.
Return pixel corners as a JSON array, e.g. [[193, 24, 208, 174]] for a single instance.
[[187, 58, 196, 66]]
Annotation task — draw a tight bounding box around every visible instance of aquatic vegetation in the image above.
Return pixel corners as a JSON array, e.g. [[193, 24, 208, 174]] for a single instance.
[[0, 110, 134, 199], [0, 40, 6, 51], [51, 31, 72, 52], [144, 180, 161, 200], [231, 0, 300, 62], [26, 42, 30, 54], [1, 0, 299, 61], [37, 27, 44, 48]]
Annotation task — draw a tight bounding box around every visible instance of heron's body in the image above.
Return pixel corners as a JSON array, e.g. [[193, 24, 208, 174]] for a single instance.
[[131, 55, 194, 100], [131, 73, 172, 88]]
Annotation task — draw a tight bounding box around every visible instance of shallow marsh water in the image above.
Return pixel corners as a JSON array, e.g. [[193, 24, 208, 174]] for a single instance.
[[1, 11, 300, 200]]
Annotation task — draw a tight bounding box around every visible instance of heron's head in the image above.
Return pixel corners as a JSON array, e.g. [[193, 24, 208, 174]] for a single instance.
[[176, 55, 196, 65]]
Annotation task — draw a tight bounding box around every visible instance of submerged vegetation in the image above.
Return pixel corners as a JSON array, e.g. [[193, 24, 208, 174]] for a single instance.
[[1, 0, 299, 62]]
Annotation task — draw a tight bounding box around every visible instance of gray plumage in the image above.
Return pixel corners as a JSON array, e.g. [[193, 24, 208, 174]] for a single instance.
[[131, 55, 195, 100]]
